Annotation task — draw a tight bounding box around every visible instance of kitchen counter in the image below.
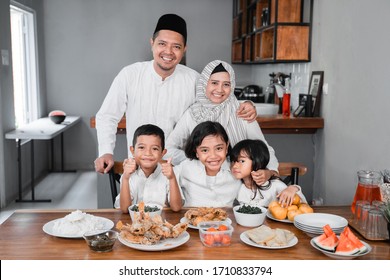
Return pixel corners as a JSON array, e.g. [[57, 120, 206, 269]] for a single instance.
[[0, 206, 388, 260], [89, 115, 324, 134]]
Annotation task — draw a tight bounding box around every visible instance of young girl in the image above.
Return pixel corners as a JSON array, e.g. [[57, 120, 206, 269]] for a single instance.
[[166, 60, 278, 185], [174, 121, 241, 207], [230, 139, 307, 207]]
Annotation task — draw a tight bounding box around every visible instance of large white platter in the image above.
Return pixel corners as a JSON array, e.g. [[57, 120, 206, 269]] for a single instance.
[[118, 231, 190, 251], [310, 237, 372, 260], [294, 213, 348, 229], [240, 232, 298, 250], [180, 217, 232, 230], [266, 211, 293, 224], [43, 217, 114, 239]]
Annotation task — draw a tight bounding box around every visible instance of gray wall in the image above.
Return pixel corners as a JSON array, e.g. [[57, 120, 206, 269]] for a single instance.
[[310, 0, 390, 205]]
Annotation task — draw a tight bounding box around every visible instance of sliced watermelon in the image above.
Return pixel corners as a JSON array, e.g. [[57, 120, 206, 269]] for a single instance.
[[342, 227, 367, 253], [323, 224, 334, 237], [335, 232, 360, 255], [313, 232, 339, 251]]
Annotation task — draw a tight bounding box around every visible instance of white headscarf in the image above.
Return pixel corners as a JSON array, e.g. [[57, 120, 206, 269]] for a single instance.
[[189, 60, 246, 146]]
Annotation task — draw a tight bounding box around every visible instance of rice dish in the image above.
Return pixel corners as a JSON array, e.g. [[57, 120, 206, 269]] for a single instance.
[[52, 210, 107, 235]]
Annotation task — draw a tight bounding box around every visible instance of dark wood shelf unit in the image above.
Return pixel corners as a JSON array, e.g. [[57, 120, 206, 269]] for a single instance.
[[232, 0, 313, 64]]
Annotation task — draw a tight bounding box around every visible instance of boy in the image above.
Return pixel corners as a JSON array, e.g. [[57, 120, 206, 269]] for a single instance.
[[114, 124, 183, 213]]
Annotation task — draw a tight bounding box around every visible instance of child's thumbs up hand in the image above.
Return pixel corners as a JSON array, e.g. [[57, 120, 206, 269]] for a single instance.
[[161, 158, 174, 179], [122, 158, 137, 178]]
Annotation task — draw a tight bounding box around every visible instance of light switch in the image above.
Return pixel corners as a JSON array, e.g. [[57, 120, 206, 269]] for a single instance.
[[322, 83, 329, 95], [1, 49, 10, 66]]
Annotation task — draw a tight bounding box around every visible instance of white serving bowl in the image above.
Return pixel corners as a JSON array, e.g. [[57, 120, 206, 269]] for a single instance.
[[233, 205, 267, 227], [128, 203, 163, 222], [254, 103, 279, 116]]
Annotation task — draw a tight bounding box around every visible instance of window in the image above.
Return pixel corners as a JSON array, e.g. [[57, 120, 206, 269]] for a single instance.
[[10, 2, 39, 127]]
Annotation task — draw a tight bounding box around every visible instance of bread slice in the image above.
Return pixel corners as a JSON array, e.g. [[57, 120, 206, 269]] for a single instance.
[[245, 225, 276, 245]]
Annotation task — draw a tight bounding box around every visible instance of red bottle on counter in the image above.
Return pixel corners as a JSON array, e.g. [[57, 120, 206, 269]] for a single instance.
[[282, 77, 291, 117], [282, 93, 291, 116]]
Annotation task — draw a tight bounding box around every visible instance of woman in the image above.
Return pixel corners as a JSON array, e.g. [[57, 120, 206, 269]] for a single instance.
[[166, 60, 279, 184]]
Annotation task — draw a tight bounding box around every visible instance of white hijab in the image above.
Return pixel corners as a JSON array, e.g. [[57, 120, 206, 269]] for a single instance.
[[189, 60, 246, 146]]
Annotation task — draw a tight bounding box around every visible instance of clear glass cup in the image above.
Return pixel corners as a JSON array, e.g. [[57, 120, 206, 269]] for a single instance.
[[359, 204, 374, 234], [365, 209, 389, 240], [372, 200, 385, 209], [353, 200, 370, 226]]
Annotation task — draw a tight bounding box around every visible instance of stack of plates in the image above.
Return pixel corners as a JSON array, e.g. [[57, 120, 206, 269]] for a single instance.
[[294, 213, 348, 237]]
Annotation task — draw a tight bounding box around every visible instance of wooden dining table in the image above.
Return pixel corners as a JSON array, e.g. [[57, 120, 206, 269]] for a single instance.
[[0, 206, 388, 260]]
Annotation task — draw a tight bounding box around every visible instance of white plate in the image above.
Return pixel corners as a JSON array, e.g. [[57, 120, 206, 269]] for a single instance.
[[118, 231, 190, 251], [310, 237, 372, 260], [42, 217, 114, 238], [294, 223, 345, 233], [240, 232, 298, 249], [266, 211, 293, 224], [294, 213, 348, 228], [294, 222, 345, 232], [180, 217, 232, 229]]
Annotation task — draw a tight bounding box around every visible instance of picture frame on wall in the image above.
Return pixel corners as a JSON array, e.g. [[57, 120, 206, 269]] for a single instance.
[[308, 71, 324, 117]]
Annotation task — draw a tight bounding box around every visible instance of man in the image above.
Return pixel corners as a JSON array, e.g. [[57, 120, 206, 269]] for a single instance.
[[95, 14, 256, 174]]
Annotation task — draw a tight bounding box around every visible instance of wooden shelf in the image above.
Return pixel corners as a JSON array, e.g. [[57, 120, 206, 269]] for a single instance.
[[90, 115, 324, 135], [232, 0, 313, 64]]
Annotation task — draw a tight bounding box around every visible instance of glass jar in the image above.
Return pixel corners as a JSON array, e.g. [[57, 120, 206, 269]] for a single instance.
[[351, 170, 383, 214]]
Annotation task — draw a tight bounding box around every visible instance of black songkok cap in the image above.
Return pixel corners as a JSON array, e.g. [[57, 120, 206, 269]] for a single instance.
[[211, 63, 227, 75], [154, 14, 187, 44]]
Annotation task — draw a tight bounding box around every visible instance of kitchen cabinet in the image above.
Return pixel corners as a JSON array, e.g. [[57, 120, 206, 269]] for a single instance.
[[232, 0, 313, 64]]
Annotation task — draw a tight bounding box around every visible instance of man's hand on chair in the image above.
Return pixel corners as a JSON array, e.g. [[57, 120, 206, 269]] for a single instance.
[[94, 153, 114, 174]]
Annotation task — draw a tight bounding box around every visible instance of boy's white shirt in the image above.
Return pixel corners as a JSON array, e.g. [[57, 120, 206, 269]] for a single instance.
[[114, 164, 184, 208], [236, 179, 307, 207], [175, 159, 241, 207]]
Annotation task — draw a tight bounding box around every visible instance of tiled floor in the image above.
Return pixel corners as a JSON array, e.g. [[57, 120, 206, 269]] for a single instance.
[[0, 171, 97, 224]]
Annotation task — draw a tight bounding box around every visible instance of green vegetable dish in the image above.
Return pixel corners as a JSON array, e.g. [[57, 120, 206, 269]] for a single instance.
[[237, 205, 263, 214], [130, 205, 160, 212]]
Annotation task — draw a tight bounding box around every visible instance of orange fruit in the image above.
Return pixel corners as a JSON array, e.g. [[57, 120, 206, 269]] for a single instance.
[[203, 234, 214, 246], [221, 234, 231, 245], [213, 233, 222, 243], [287, 209, 302, 221], [270, 205, 288, 220], [287, 205, 298, 212], [292, 194, 301, 205], [299, 203, 314, 214], [218, 224, 228, 231], [268, 200, 280, 209]]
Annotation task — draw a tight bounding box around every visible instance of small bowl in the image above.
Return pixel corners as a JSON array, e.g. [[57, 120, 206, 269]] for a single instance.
[[254, 103, 279, 116], [48, 110, 66, 124], [198, 221, 233, 247], [83, 230, 118, 252], [233, 205, 267, 227], [128, 203, 163, 222]]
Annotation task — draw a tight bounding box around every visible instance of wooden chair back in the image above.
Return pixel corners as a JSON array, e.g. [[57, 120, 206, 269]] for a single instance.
[[278, 162, 307, 185], [108, 161, 124, 206]]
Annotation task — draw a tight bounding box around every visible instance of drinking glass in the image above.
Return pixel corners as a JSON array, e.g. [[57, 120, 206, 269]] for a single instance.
[[359, 204, 374, 234], [365, 209, 389, 240], [353, 200, 370, 226]]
